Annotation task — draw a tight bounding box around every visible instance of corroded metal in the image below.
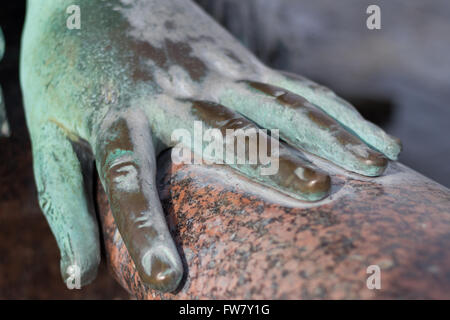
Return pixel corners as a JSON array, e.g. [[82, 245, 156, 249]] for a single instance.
[[21, 0, 401, 292], [246, 81, 388, 176]]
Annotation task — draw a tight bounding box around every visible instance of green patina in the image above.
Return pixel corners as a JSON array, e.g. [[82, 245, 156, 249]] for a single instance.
[[17, 0, 401, 292]]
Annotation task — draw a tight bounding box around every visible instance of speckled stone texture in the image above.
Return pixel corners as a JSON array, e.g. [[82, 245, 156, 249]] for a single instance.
[[98, 151, 450, 299]]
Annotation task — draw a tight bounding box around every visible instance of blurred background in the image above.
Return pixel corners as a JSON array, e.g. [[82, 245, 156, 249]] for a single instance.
[[1, 0, 449, 299]]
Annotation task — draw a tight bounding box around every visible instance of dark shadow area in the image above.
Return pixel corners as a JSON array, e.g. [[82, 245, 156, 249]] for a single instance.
[[344, 96, 394, 127]]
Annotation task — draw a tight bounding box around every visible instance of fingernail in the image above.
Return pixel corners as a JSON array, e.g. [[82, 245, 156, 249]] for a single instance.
[[364, 150, 388, 171], [141, 248, 183, 292]]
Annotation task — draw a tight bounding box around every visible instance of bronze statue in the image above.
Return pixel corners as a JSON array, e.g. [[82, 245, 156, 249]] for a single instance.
[[17, 0, 404, 293]]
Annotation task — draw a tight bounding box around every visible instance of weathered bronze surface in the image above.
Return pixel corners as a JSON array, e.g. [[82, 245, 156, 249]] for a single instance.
[[1, 0, 447, 299], [191, 100, 331, 199], [246, 81, 389, 175], [19, 0, 401, 292]]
